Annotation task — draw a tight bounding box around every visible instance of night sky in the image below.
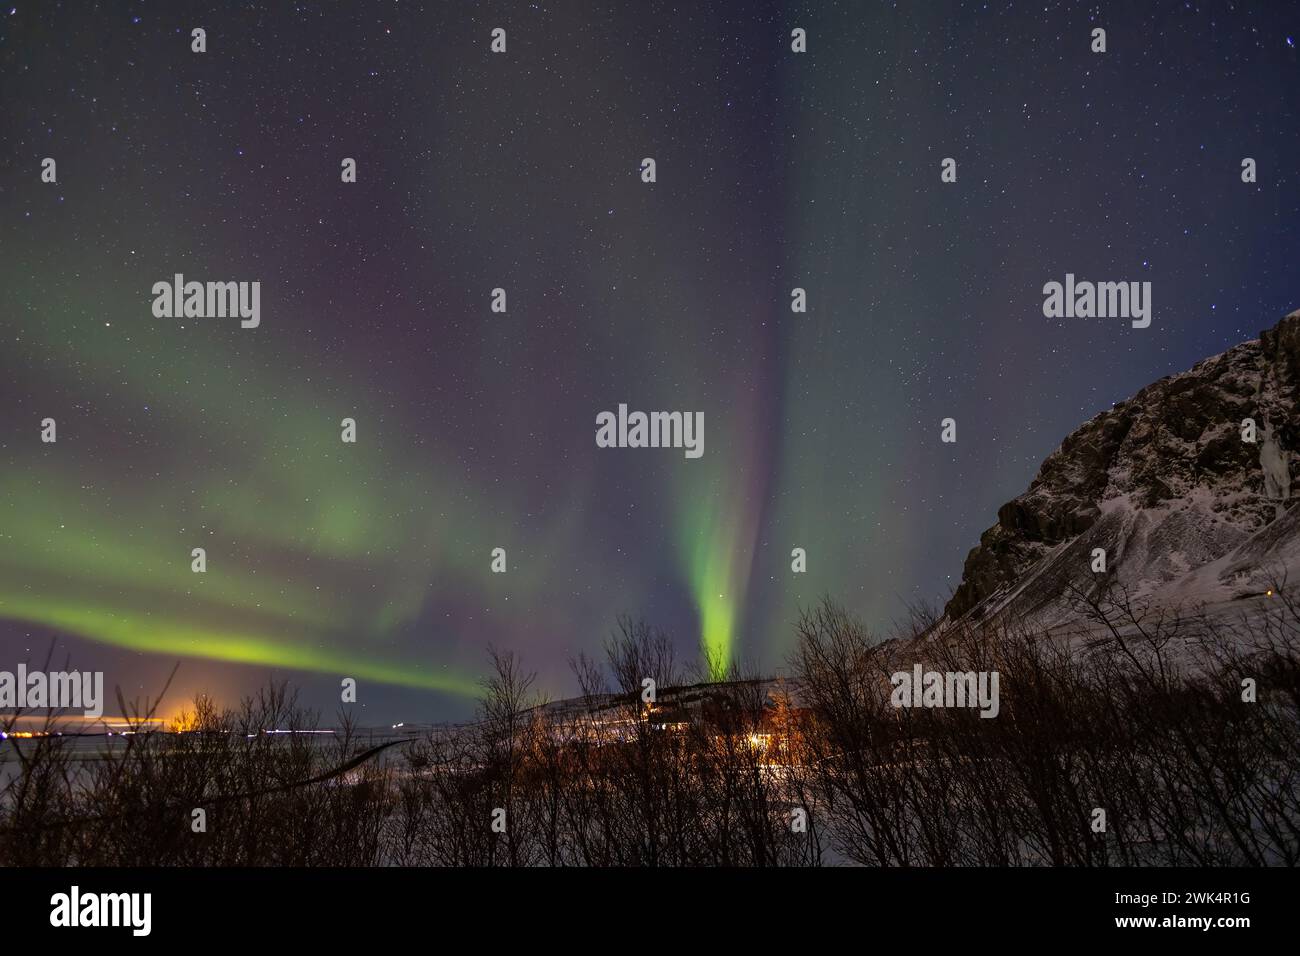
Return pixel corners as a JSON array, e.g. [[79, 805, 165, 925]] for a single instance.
[[3, 2, 1299, 724]]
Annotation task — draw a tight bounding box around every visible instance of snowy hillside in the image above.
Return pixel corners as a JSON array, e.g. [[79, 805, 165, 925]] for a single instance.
[[943, 309, 1300, 630]]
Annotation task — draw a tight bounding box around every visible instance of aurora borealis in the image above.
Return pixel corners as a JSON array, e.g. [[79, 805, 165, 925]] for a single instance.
[[3, 2, 1300, 722]]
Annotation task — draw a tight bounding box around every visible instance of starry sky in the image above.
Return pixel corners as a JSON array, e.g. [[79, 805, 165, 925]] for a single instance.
[[2, 1, 1299, 724]]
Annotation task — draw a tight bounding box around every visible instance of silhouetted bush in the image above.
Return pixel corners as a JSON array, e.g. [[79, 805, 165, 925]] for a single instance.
[[3, 587, 1297, 866]]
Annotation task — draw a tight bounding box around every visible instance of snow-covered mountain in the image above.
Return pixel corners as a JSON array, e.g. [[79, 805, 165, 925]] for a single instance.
[[943, 310, 1300, 629]]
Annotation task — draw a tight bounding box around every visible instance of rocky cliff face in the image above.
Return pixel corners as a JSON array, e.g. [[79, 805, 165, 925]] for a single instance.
[[944, 310, 1300, 626]]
